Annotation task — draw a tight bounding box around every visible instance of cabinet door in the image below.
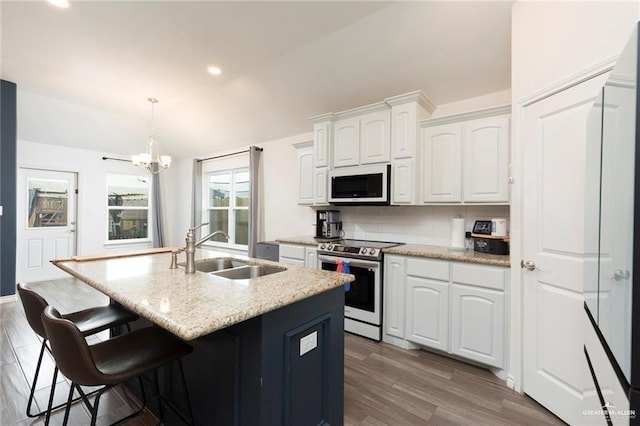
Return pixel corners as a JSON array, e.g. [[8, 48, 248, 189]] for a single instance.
[[333, 118, 360, 167], [406, 276, 449, 351], [391, 158, 414, 204], [279, 244, 306, 266], [391, 103, 417, 159], [360, 110, 391, 164], [304, 247, 318, 269], [297, 148, 314, 205], [450, 283, 504, 368], [463, 116, 510, 202], [313, 168, 328, 205], [384, 255, 406, 339], [314, 122, 331, 168], [421, 124, 462, 202]]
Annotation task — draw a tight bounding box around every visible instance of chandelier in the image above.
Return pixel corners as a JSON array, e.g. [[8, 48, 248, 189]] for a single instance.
[[132, 98, 171, 173]]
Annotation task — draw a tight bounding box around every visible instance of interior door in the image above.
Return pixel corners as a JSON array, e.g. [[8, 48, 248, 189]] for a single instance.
[[17, 168, 77, 282], [521, 73, 608, 424]]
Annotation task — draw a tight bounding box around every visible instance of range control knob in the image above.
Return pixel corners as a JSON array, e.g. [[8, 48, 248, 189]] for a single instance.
[[360, 248, 367, 255], [327, 244, 334, 251], [320, 244, 326, 250], [369, 248, 377, 255]]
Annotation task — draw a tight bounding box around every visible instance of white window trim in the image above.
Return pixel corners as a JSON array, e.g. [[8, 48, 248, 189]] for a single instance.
[[203, 167, 249, 251], [105, 173, 153, 245]]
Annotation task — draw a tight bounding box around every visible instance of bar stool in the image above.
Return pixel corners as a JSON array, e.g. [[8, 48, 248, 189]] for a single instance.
[[16, 282, 139, 420], [41, 306, 195, 426]]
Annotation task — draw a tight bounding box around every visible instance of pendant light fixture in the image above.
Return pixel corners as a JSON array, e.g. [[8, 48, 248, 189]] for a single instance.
[[132, 98, 171, 173]]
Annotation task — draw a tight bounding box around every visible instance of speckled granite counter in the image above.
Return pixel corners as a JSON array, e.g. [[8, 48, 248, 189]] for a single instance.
[[53, 252, 353, 341], [383, 244, 510, 267]]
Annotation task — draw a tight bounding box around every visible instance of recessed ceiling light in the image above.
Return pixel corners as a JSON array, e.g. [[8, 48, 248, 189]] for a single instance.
[[207, 66, 222, 76], [48, 0, 70, 8]]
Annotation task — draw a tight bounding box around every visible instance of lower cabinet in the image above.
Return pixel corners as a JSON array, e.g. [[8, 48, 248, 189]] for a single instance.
[[384, 254, 507, 369], [279, 243, 318, 269]]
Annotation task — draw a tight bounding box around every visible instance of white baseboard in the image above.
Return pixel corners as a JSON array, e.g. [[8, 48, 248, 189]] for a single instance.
[[0, 294, 17, 304]]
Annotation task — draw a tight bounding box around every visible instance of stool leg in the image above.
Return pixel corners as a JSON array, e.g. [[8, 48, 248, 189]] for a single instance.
[[62, 383, 75, 426], [26, 339, 47, 417], [43, 366, 58, 426]]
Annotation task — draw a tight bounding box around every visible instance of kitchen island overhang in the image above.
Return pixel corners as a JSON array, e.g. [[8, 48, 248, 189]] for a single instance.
[[52, 251, 354, 425]]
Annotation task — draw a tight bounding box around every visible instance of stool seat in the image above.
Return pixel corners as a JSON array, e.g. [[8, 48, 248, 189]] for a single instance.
[[64, 305, 138, 336]]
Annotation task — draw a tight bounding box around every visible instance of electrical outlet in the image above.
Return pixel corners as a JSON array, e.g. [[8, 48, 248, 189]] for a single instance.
[[300, 331, 318, 356]]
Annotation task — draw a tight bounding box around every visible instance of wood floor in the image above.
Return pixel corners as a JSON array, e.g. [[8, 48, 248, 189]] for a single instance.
[[0, 278, 564, 426]]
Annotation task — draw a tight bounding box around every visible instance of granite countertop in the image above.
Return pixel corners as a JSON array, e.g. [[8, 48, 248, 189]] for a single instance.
[[53, 252, 353, 341], [383, 244, 510, 267]]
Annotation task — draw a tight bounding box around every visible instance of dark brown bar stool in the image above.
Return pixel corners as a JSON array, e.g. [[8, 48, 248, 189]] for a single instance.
[[16, 282, 139, 421], [42, 306, 194, 426]]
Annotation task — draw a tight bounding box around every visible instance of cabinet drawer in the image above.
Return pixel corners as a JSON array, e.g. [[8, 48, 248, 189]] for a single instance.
[[406, 258, 449, 281], [451, 263, 506, 291], [279, 244, 306, 261]]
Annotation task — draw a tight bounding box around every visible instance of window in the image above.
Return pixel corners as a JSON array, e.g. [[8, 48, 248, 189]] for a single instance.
[[206, 168, 249, 247], [107, 174, 150, 241], [27, 178, 69, 228]]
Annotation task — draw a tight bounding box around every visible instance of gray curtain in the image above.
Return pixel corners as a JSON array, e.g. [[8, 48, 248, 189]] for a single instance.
[[191, 158, 202, 228], [248, 146, 263, 258], [151, 163, 165, 247]]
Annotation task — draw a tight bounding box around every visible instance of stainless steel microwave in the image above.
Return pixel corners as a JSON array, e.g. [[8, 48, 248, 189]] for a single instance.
[[328, 164, 390, 205]]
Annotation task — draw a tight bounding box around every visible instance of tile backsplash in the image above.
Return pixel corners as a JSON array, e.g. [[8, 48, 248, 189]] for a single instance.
[[336, 205, 510, 246]]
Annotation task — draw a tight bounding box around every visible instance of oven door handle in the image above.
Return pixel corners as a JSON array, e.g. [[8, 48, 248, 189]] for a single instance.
[[317, 254, 380, 269]]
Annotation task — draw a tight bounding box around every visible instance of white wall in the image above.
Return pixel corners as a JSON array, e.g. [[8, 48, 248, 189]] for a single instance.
[[17, 140, 158, 256]]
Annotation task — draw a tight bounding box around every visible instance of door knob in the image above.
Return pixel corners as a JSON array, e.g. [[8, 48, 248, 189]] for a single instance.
[[614, 269, 630, 281], [521, 260, 536, 271]]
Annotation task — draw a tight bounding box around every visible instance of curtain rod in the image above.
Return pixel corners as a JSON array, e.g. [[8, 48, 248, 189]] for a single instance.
[[102, 156, 131, 163], [197, 146, 263, 163]]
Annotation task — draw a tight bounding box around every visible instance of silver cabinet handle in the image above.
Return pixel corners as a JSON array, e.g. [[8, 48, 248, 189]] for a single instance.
[[614, 269, 630, 281], [521, 260, 536, 271]]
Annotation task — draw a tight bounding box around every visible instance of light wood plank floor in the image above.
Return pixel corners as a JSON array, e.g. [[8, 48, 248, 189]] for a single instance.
[[1, 278, 564, 425]]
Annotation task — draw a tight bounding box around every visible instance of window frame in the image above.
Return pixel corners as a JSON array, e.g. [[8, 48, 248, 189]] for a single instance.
[[105, 173, 152, 244], [203, 167, 250, 250]]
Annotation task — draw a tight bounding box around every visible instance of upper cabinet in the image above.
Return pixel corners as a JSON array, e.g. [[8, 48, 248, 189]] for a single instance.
[[308, 91, 510, 207], [331, 103, 391, 168], [294, 141, 314, 205], [420, 106, 511, 204]]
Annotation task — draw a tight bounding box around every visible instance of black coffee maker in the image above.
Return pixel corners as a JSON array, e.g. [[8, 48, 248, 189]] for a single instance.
[[316, 210, 341, 240]]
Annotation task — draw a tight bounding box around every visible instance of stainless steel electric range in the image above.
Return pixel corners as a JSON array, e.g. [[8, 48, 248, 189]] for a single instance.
[[317, 239, 403, 341]]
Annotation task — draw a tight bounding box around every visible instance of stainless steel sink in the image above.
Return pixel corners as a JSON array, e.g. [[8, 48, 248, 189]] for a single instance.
[[211, 264, 287, 280], [179, 257, 248, 273]]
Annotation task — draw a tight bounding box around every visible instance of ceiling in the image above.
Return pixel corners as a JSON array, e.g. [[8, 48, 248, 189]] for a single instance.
[[1, 1, 513, 159]]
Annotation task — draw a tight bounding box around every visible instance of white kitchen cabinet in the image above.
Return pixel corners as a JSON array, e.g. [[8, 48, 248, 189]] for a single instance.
[[383, 254, 508, 370], [387, 91, 435, 160], [383, 255, 406, 339], [295, 142, 314, 205], [450, 283, 504, 368], [305, 247, 318, 269], [391, 158, 415, 204], [463, 116, 510, 203], [421, 123, 463, 203], [405, 257, 450, 351], [333, 117, 360, 168], [406, 276, 449, 351], [420, 106, 511, 205], [279, 243, 306, 266], [313, 120, 332, 168], [360, 110, 391, 165], [314, 168, 328, 205]]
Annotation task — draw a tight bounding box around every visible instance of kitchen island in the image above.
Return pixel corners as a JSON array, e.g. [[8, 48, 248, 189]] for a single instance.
[[53, 250, 354, 425]]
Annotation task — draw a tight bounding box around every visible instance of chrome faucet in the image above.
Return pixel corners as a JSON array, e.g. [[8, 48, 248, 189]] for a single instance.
[[179, 223, 230, 274]]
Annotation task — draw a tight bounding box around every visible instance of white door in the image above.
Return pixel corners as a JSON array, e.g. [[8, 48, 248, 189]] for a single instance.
[[359, 110, 391, 165], [17, 168, 78, 282], [421, 124, 462, 203], [333, 118, 360, 168], [521, 74, 608, 424]]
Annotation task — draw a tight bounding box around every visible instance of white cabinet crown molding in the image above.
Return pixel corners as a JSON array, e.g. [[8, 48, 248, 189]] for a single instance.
[[385, 90, 436, 114], [421, 105, 511, 128], [308, 112, 336, 124]]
